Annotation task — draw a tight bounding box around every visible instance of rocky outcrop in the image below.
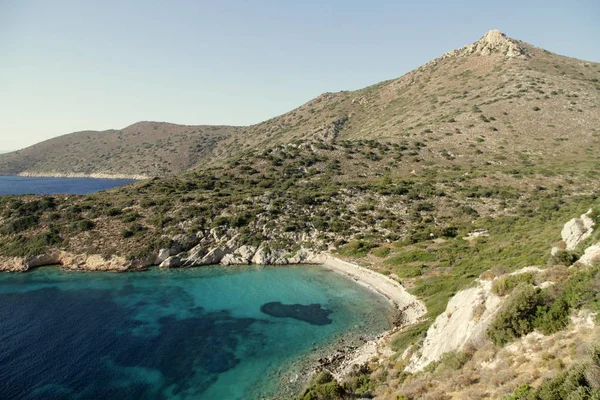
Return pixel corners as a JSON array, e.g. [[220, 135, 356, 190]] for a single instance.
[[561, 210, 595, 250], [0, 251, 152, 272], [578, 243, 600, 266], [18, 171, 148, 180], [405, 278, 503, 372], [159, 256, 181, 268], [443, 30, 527, 60]]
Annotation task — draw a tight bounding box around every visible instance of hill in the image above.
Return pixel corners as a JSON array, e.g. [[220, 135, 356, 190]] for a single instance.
[[0, 30, 599, 399], [0, 122, 241, 178], [1, 30, 599, 178]]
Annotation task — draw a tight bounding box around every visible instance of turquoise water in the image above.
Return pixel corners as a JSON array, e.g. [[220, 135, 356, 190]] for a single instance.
[[0, 265, 392, 399]]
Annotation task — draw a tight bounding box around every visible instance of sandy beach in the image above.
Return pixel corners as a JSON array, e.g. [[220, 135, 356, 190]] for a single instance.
[[319, 256, 427, 378]]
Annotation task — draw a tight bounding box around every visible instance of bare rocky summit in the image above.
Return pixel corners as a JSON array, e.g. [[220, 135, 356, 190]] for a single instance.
[[445, 29, 528, 58]]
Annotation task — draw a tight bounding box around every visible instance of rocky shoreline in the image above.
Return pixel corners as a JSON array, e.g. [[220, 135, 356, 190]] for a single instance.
[[17, 171, 148, 180], [0, 243, 426, 398]]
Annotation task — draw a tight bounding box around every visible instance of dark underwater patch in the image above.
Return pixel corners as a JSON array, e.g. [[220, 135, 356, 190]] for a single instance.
[[260, 302, 333, 325], [0, 285, 258, 399]]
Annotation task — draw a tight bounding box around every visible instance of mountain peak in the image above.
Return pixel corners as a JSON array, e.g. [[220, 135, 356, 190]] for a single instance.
[[442, 29, 527, 59]]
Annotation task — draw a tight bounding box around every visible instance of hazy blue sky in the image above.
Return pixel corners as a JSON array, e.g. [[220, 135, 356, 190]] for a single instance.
[[1, 0, 599, 150]]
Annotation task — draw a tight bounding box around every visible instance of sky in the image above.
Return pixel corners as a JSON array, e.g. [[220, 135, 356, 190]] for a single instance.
[[1, 0, 599, 151]]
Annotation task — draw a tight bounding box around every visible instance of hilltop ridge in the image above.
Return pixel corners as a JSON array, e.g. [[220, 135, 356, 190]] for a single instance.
[[0, 30, 598, 178]]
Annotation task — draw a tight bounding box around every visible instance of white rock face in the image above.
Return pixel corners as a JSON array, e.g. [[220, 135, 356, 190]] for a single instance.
[[236, 245, 257, 261], [561, 210, 595, 250], [221, 254, 248, 266], [406, 279, 502, 372], [579, 243, 600, 266]]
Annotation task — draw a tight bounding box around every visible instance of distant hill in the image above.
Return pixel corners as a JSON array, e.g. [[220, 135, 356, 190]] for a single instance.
[[0, 122, 241, 178], [1, 29, 598, 179]]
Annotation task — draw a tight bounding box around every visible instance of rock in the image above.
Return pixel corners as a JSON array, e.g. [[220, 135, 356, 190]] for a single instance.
[[160, 256, 181, 268], [578, 243, 600, 266], [251, 247, 270, 265], [199, 246, 231, 265], [26, 252, 62, 268], [155, 248, 171, 264], [561, 210, 595, 250], [236, 245, 257, 260], [60, 252, 143, 271], [171, 233, 199, 253], [443, 29, 527, 59], [221, 254, 248, 266], [287, 249, 325, 264], [406, 278, 503, 372], [467, 229, 489, 238], [183, 244, 207, 266], [0, 256, 29, 272]]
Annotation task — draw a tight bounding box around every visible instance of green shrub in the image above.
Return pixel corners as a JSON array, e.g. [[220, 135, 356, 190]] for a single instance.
[[492, 273, 535, 296], [487, 285, 544, 346], [105, 207, 122, 217], [299, 380, 346, 400], [338, 241, 376, 258], [2, 215, 39, 234], [76, 219, 95, 232], [122, 213, 140, 223], [533, 297, 570, 335], [550, 250, 580, 266], [385, 250, 436, 265], [395, 264, 427, 278], [390, 321, 429, 352], [372, 247, 391, 258]]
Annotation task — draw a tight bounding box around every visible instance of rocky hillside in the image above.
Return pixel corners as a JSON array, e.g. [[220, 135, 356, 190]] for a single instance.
[[0, 30, 599, 399], [0, 122, 240, 178], [1, 30, 599, 178]]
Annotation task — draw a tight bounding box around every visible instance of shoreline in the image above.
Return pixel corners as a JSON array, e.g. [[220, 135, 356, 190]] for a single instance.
[[318, 256, 426, 379], [321, 256, 426, 326], [16, 171, 149, 180], [0, 254, 426, 392]]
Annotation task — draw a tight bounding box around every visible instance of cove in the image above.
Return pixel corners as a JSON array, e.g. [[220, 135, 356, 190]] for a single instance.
[[0, 265, 392, 399]]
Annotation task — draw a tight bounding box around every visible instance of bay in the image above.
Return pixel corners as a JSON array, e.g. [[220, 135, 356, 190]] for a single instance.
[[0, 265, 392, 399]]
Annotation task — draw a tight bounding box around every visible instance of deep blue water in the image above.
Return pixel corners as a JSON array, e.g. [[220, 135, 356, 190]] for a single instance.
[[0, 176, 136, 195], [0, 266, 391, 399]]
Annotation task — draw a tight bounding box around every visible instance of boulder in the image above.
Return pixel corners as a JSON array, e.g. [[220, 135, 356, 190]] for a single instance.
[[155, 248, 171, 264], [221, 254, 248, 266], [251, 247, 270, 265], [199, 246, 232, 265], [171, 233, 199, 253], [578, 243, 600, 267], [236, 245, 257, 261], [160, 256, 181, 268], [26, 252, 62, 268], [561, 210, 595, 250]]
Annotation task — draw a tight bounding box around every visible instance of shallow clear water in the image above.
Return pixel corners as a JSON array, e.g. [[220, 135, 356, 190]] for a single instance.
[[0, 265, 391, 399], [0, 176, 136, 195]]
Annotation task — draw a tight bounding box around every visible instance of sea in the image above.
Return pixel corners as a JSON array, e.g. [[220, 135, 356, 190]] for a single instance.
[[0, 176, 136, 196], [0, 177, 392, 399], [0, 266, 391, 399]]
